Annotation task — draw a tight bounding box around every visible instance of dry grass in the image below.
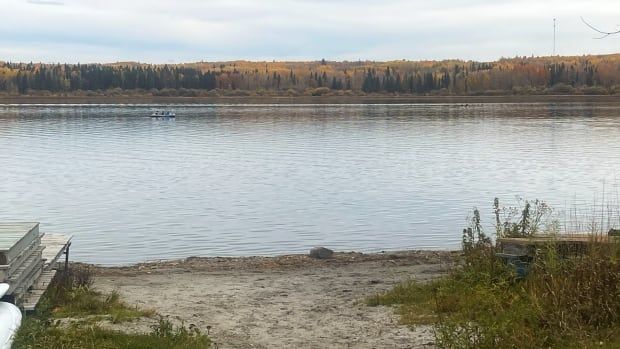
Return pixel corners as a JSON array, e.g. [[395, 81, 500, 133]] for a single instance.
[[13, 267, 210, 349], [370, 199, 620, 348]]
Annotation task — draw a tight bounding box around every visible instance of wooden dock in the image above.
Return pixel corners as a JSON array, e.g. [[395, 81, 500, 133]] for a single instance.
[[0, 223, 72, 311], [499, 234, 614, 246], [41, 233, 72, 271], [497, 233, 617, 261], [496, 233, 618, 277], [21, 270, 58, 312], [21, 233, 72, 311], [498, 234, 615, 254], [0, 223, 40, 265]]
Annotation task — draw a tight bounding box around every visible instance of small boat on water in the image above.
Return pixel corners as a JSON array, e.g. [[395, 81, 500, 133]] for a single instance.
[[150, 110, 176, 118]]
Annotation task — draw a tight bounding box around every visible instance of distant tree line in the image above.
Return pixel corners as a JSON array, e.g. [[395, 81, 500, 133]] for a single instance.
[[0, 63, 218, 93], [1, 55, 620, 96]]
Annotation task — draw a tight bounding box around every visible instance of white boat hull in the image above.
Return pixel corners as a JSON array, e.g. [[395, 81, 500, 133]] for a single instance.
[[0, 284, 21, 349], [150, 111, 176, 117]]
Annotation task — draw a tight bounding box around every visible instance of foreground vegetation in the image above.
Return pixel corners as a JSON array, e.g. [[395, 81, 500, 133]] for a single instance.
[[369, 199, 620, 348], [13, 267, 211, 349], [1, 54, 620, 97]]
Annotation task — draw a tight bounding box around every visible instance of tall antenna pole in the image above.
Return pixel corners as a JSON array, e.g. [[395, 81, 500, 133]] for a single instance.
[[553, 18, 556, 56]]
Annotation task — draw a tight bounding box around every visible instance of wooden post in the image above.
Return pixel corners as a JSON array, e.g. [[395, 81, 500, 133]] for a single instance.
[[64, 242, 71, 272]]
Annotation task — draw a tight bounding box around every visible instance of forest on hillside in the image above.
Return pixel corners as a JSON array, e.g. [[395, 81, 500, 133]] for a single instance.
[[1, 54, 620, 97]]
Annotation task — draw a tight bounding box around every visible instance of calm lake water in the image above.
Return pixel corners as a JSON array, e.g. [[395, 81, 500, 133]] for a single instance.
[[1, 103, 620, 265]]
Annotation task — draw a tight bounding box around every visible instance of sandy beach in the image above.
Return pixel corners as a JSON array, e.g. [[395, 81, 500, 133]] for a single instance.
[[92, 250, 455, 349]]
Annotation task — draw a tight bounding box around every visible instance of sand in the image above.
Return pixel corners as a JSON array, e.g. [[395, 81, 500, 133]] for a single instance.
[[92, 250, 455, 349]]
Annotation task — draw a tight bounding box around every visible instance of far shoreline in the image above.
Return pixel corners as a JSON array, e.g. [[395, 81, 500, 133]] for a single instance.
[[2, 94, 620, 105]]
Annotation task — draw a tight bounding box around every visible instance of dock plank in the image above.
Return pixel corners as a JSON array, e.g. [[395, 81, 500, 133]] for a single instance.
[[0, 223, 40, 265], [498, 234, 614, 245], [20, 233, 71, 311], [21, 270, 57, 311], [41, 233, 72, 270]]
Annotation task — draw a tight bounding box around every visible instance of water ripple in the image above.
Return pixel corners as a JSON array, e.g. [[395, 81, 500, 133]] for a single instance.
[[1, 103, 620, 264]]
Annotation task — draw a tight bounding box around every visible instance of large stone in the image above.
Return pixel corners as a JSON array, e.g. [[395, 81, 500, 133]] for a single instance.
[[309, 247, 334, 259]]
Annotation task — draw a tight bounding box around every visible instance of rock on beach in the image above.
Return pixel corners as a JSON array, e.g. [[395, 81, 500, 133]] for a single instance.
[[309, 247, 334, 259]]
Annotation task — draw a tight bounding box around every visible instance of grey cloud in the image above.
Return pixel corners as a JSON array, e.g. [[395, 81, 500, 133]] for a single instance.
[[27, 0, 64, 5], [3, 0, 620, 63]]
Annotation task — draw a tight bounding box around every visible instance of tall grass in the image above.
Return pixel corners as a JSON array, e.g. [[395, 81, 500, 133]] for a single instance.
[[370, 198, 620, 348], [36, 267, 151, 322], [13, 316, 211, 349], [14, 267, 211, 349]]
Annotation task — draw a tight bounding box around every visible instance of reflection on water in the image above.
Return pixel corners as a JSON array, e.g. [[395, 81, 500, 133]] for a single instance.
[[1, 103, 619, 265]]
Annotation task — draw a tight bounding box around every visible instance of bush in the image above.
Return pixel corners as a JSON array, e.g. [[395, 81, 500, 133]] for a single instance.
[[512, 86, 540, 95], [494, 198, 554, 238], [310, 87, 331, 96], [285, 89, 300, 97], [39, 267, 151, 322], [153, 88, 178, 97], [481, 89, 511, 96], [579, 85, 609, 95], [178, 88, 199, 97], [545, 83, 574, 94], [370, 199, 620, 348], [222, 89, 250, 97]]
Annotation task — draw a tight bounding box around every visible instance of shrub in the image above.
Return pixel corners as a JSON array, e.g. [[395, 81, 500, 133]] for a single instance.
[[39, 267, 151, 322], [580, 85, 609, 95], [545, 83, 574, 94], [370, 199, 620, 348], [285, 89, 300, 96], [310, 87, 331, 96]]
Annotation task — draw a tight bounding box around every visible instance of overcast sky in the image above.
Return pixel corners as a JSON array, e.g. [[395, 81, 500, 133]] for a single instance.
[[2, 0, 620, 63]]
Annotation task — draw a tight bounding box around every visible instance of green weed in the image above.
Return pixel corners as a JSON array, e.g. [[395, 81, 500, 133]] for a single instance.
[[13, 267, 210, 348], [370, 199, 620, 348]]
